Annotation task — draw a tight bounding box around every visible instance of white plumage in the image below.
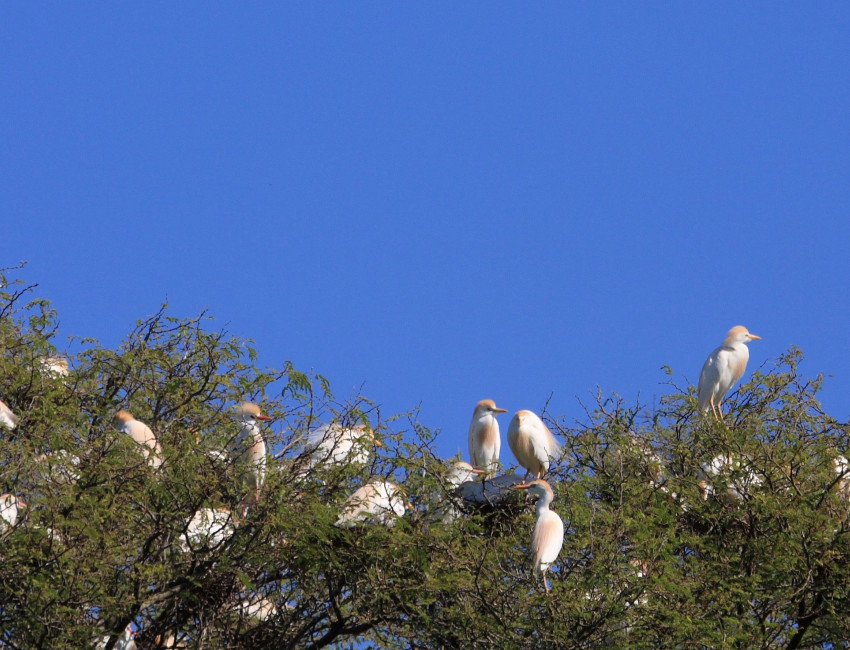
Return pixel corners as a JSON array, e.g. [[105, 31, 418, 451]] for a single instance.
[[698, 326, 761, 421], [335, 480, 407, 528], [699, 454, 763, 501], [433, 460, 484, 523], [0, 399, 18, 430], [306, 422, 378, 468], [0, 493, 21, 533], [468, 399, 507, 472], [179, 508, 236, 552], [113, 410, 163, 468], [515, 479, 564, 593], [40, 356, 70, 377], [228, 402, 272, 514], [507, 410, 560, 480]]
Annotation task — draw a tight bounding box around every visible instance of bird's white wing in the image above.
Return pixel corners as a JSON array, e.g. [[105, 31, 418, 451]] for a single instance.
[[697, 350, 721, 410], [533, 511, 564, 567]]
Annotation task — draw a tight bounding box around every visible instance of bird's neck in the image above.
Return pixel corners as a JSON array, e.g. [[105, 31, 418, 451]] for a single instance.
[[536, 499, 552, 517]]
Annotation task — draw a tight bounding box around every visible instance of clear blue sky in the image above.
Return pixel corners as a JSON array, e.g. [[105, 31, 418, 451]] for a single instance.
[[4, 4, 850, 464]]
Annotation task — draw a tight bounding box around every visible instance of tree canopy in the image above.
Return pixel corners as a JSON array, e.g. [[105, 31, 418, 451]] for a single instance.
[[2, 268, 850, 649]]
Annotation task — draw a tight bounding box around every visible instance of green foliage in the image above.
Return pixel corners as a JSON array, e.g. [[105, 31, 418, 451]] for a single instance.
[[1, 268, 850, 649]]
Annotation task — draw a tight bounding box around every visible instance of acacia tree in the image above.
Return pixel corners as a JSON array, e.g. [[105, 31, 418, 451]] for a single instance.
[[1, 268, 849, 649]]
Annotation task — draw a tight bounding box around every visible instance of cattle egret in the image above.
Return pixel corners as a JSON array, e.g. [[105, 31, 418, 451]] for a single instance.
[[832, 454, 850, 501], [0, 494, 21, 532], [433, 460, 484, 523], [229, 402, 271, 513], [699, 454, 763, 501], [468, 399, 508, 472], [179, 508, 236, 552], [237, 595, 277, 622], [515, 479, 564, 593], [40, 356, 70, 377], [32, 451, 81, 490], [306, 421, 380, 469], [507, 410, 560, 480], [448, 460, 483, 487], [698, 326, 761, 421], [0, 400, 18, 430], [335, 480, 407, 528], [95, 625, 136, 650], [113, 411, 162, 468]]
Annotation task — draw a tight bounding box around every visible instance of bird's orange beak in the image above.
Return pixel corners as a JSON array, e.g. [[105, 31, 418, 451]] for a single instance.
[[514, 483, 530, 490], [257, 415, 272, 421], [493, 407, 508, 414], [472, 468, 485, 475], [749, 334, 762, 340]]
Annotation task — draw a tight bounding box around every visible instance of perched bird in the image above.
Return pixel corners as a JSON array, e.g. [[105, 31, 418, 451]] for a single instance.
[[0, 494, 22, 532], [447, 460, 483, 487], [40, 356, 70, 377], [468, 399, 508, 472], [306, 421, 380, 469], [698, 326, 761, 421], [0, 400, 19, 430], [33, 451, 81, 487], [515, 479, 564, 593], [699, 454, 763, 501], [179, 508, 236, 552], [229, 402, 271, 513], [236, 594, 277, 622], [433, 460, 484, 523], [507, 410, 560, 480], [95, 625, 136, 650], [113, 411, 162, 468], [831, 454, 850, 501], [335, 480, 408, 528]]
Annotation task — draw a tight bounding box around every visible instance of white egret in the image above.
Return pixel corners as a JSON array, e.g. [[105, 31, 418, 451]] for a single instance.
[[832, 454, 850, 501], [468, 399, 507, 472], [0, 400, 18, 430], [0, 494, 21, 532], [698, 326, 761, 421], [335, 480, 407, 528], [179, 508, 236, 552], [306, 421, 380, 469], [228, 402, 271, 513], [40, 356, 69, 377], [113, 411, 163, 468], [699, 454, 763, 501], [507, 410, 560, 480], [434, 460, 484, 523], [515, 479, 564, 593]]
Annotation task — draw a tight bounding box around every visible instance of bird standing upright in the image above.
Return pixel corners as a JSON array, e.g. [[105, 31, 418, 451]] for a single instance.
[[468, 399, 507, 472], [113, 411, 163, 468], [229, 402, 272, 514], [507, 410, 560, 480], [698, 326, 761, 421], [515, 479, 564, 593]]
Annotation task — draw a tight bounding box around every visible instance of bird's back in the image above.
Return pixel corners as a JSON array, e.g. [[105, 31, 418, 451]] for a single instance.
[[697, 346, 725, 409]]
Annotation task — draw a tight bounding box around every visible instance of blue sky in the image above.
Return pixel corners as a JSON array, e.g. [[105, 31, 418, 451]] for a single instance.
[[4, 4, 850, 464]]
